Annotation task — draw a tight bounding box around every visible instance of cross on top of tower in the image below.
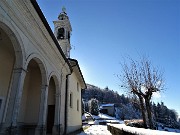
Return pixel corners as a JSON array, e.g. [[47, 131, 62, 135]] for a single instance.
[[62, 6, 66, 13], [58, 6, 68, 20]]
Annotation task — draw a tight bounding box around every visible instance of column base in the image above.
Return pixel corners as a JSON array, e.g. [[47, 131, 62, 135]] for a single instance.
[[0, 124, 19, 135], [35, 125, 46, 135], [52, 124, 63, 135]]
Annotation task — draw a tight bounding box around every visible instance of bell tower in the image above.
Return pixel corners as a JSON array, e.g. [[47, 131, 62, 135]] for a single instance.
[[53, 7, 72, 58]]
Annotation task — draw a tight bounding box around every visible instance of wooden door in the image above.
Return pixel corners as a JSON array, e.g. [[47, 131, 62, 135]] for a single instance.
[[47, 105, 55, 133]]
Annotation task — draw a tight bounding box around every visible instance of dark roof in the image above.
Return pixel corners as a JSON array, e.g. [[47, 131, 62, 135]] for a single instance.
[[30, 0, 72, 72], [101, 104, 115, 107], [68, 58, 87, 89]]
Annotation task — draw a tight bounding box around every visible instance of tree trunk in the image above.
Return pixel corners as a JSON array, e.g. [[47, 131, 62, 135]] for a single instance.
[[145, 98, 154, 129], [138, 95, 147, 128]]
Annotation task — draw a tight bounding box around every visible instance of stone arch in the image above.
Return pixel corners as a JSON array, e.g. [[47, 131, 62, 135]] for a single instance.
[[0, 19, 24, 68], [25, 53, 48, 86], [47, 72, 60, 134], [0, 21, 24, 123], [18, 55, 47, 134], [48, 72, 60, 93]]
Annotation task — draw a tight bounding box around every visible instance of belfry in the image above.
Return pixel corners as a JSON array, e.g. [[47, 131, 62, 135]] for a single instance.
[[54, 7, 72, 58]]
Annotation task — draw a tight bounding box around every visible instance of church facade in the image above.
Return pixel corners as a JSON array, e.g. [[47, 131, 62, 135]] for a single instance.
[[0, 0, 86, 135]]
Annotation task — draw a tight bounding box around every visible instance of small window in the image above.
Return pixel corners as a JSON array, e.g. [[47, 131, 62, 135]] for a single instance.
[[68, 32, 70, 43], [0, 97, 4, 122], [77, 82, 79, 92], [0, 99, 2, 111], [70, 93, 73, 108], [77, 100, 79, 111]]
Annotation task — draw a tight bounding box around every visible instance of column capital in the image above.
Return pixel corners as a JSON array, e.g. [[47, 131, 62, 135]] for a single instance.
[[41, 84, 49, 90], [13, 67, 27, 73], [55, 92, 61, 97]]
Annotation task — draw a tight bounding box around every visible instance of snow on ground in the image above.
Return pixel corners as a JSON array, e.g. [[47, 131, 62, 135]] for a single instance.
[[158, 126, 180, 133], [93, 113, 116, 120], [78, 125, 112, 135], [80, 113, 121, 135], [92, 113, 124, 124], [83, 113, 123, 125], [82, 114, 86, 121], [108, 123, 180, 135], [82, 113, 180, 134], [83, 113, 117, 121]]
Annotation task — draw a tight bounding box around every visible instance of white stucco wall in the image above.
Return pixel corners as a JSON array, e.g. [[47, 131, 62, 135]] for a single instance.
[[0, 0, 71, 133], [0, 27, 15, 123], [67, 72, 82, 134], [0, 1, 86, 135]]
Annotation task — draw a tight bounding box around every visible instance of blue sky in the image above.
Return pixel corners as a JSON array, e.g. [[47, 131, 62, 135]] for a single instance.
[[37, 0, 180, 116]]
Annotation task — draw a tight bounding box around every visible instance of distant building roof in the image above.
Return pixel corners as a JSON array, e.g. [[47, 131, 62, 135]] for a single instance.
[[68, 58, 86, 89], [100, 104, 115, 108]]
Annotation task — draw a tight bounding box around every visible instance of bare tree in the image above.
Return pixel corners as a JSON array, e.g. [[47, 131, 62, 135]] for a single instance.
[[141, 58, 163, 129], [120, 57, 163, 129]]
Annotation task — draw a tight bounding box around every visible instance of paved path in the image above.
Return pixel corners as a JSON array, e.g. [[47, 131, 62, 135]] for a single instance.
[[78, 125, 112, 135]]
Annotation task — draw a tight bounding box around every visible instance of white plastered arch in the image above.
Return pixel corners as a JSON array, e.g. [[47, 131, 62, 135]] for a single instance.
[[0, 17, 25, 69], [25, 53, 48, 86], [48, 71, 60, 93]]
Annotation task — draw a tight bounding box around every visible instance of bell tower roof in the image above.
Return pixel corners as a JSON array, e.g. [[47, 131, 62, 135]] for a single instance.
[[58, 6, 69, 20]]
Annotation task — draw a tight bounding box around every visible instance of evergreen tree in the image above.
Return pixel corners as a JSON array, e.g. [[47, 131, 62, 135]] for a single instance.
[[152, 102, 180, 129], [89, 98, 99, 115]]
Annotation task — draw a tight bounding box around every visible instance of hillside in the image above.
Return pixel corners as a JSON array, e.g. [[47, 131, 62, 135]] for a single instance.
[[82, 84, 129, 104], [82, 84, 180, 129]]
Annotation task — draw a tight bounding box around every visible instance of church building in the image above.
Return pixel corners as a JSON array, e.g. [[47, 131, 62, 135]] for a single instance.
[[0, 0, 86, 135]]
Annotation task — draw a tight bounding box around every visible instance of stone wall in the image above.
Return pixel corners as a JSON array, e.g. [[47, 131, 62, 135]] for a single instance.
[[107, 124, 134, 135], [107, 124, 178, 135]]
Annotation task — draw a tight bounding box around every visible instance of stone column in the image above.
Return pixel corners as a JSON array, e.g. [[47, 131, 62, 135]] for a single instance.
[[0, 68, 26, 135], [35, 85, 48, 135], [53, 73, 65, 135], [52, 90, 61, 135], [59, 74, 66, 135]]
